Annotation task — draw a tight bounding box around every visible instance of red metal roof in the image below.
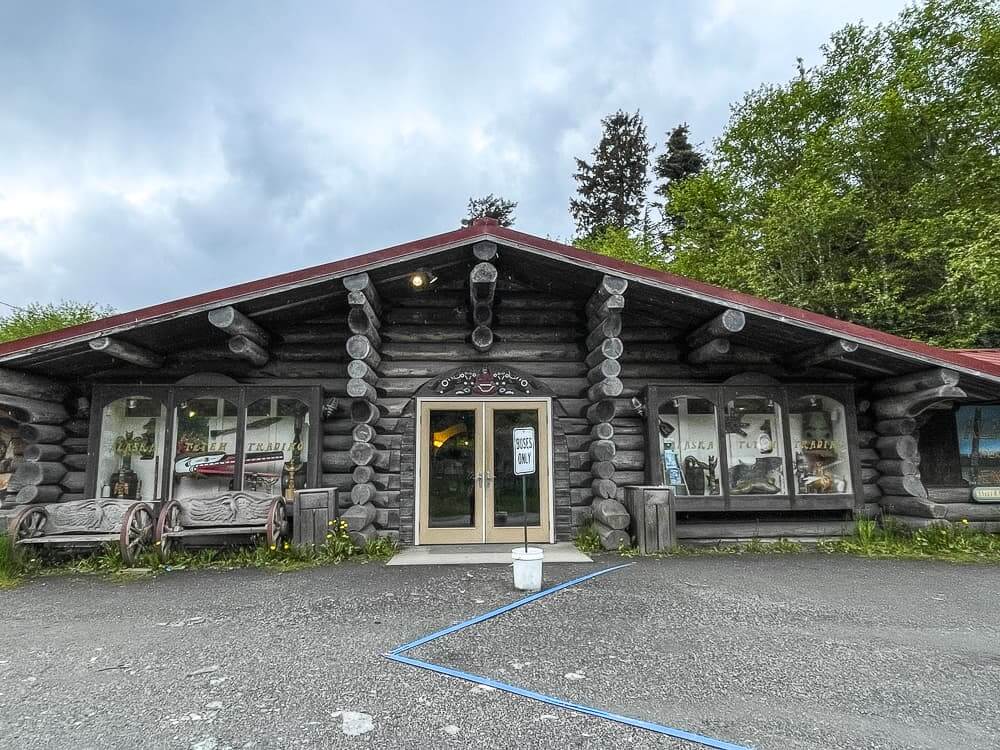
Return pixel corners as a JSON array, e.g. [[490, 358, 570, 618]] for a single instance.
[[1, 220, 998, 382], [953, 349, 1000, 368]]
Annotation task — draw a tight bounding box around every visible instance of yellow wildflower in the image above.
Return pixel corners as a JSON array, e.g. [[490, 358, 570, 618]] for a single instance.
[[328, 520, 334, 526], [269, 545, 276, 551], [326, 533, 332, 539], [155, 540, 161, 546], [283, 543, 290, 550], [961, 518, 969, 525]]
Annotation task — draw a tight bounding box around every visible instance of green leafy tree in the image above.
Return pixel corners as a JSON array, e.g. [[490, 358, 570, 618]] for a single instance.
[[653, 124, 706, 235], [0, 301, 113, 344], [665, 0, 1000, 347], [575, 225, 666, 271], [570, 110, 654, 238], [461, 194, 517, 227]]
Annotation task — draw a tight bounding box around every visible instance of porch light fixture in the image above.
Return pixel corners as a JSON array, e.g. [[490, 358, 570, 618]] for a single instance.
[[409, 268, 438, 290]]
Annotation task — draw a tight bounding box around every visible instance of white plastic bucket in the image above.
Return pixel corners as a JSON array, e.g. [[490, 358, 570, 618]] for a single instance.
[[511, 546, 544, 592]]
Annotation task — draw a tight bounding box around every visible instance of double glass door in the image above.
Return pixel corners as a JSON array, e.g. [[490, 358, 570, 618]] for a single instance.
[[419, 400, 550, 544]]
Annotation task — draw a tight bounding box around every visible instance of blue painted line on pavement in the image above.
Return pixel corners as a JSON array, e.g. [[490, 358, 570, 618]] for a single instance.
[[384, 562, 753, 750]]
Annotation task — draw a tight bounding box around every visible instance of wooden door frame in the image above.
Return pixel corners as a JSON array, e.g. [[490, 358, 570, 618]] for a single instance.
[[414, 396, 555, 546]]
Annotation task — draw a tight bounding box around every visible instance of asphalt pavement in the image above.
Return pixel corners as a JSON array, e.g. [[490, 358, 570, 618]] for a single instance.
[[1, 554, 998, 749]]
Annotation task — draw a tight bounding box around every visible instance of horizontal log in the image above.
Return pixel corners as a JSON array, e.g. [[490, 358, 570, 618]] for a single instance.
[[352, 423, 377, 444], [589, 440, 617, 463], [863, 483, 882, 502], [590, 275, 629, 304], [347, 359, 378, 385], [229, 335, 268, 367], [11, 485, 63, 504], [342, 272, 379, 309], [60, 471, 85, 492], [568, 433, 643, 452], [585, 293, 624, 321], [350, 482, 378, 506], [861, 467, 879, 484], [857, 430, 876, 448], [858, 448, 879, 466], [877, 475, 927, 498], [347, 307, 382, 347], [350, 400, 381, 425], [346, 378, 377, 403], [347, 290, 381, 327], [8, 461, 66, 490], [63, 418, 90, 437], [942, 503, 1000, 522], [0, 368, 71, 402], [62, 437, 89, 454], [570, 505, 593, 529], [340, 504, 375, 531], [350, 442, 390, 470], [591, 422, 614, 441], [472, 240, 497, 261], [586, 359, 621, 385], [872, 385, 966, 420], [587, 378, 623, 401], [592, 520, 629, 550], [322, 434, 398, 451], [874, 418, 916, 436], [686, 309, 745, 348], [471, 325, 494, 352], [89, 336, 163, 368], [876, 459, 920, 477], [586, 401, 616, 424], [23, 443, 65, 462], [925, 485, 971, 503], [0, 394, 69, 425], [471, 301, 493, 327], [62, 453, 88, 471], [687, 338, 730, 364], [591, 460, 615, 480], [349, 524, 379, 548], [876, 435, 919, 461], [351, 465, 400, 489], [321, 452, 353, 473], [591, 478, 617, 499], [346, 335, 381, 369], [882, 514, 947, 530], [676, 520, 854, 540], [584, 338, 623, 368], [786, 339, 858, 371], [18, 423, 66, 444], [591, 498, 630, 530], [871, 368, 960, 396], [880, 495, 944, 518], [208, 306, 269, 346], [585, 314, 623, 351]]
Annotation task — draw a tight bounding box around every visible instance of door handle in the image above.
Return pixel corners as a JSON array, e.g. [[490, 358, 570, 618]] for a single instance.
[[475, 472, 484, 488], [484, 472, 494, 487]]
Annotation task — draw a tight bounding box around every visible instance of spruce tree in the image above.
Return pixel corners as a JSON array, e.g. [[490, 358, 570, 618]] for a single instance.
[[461, 194, 517, 227], [654, 123, 705, 231], [570, 110, 653, 238]]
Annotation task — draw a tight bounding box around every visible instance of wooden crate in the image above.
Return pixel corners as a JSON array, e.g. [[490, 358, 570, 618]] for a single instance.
[[623, 486, 676, 554], [292, 488, 338, 547]]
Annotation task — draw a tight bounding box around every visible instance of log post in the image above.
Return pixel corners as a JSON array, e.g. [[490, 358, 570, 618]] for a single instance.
[[208, 306, 270, 346], [228, 335, 268, 367], [687, 338, 730, 364], [786, 339, 859, 371], [89, 337, 164, 368], [685, 309, 745, 349]]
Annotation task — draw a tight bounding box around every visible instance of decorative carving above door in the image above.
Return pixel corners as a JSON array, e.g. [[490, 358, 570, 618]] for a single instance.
[[420, 366, 549, 397]]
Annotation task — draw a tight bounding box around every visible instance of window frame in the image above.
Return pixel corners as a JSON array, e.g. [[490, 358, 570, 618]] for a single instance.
[[645, 382, 860, 511], [88, 384, 322, 501]]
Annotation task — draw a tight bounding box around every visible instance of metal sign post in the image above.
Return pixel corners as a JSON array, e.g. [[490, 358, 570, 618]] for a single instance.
[[512, 426, 536, 552]]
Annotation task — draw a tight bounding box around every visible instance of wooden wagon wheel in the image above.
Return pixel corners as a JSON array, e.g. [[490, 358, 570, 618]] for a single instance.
[[8, 506, 47, 562], [119, 503, 154, 566], [265, 498, 288, 549], [155, 500, 183, 562]]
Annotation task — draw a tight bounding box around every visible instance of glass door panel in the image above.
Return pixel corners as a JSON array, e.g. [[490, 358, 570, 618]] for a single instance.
[[485, 403, 550, 544], [419, 402, 483, 544]]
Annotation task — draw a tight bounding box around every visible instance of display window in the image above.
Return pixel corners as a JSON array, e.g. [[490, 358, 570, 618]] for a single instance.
[[656, 396, 720, 495], [645, 383, 858, 504], [97, 396, 167, 501], [172, 396, 240, 501], [789, 395, 852, 494], [242, 397, 310, 500], [89, 385, 320, 502], [956, 404, 1000, 486], [725, 395, 785, 495]]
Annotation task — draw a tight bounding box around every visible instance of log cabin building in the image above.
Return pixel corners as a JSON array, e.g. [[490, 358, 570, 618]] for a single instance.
[[1, 218, 999, 550]]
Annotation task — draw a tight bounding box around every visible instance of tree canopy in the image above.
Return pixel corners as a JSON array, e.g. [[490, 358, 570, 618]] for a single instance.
[[570, 110, 653, 238], [462, 194, 517, 227], [663, 0, 1000, 347], [0, 301, 113, 344]]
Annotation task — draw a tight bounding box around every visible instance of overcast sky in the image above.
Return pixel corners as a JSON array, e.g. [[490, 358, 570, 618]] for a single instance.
[[0, 1, 909, 312]]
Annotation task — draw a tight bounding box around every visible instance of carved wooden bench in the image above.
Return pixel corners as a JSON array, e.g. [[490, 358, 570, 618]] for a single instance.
[[7, 498, 154, 565], [154, 491, 287, 560]]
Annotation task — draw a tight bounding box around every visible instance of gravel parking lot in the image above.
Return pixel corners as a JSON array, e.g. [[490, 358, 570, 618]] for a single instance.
[[1, 554, 998, 749]]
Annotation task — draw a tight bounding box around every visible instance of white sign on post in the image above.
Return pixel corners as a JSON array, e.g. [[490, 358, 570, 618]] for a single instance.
[[513, 427, 536, 476]]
